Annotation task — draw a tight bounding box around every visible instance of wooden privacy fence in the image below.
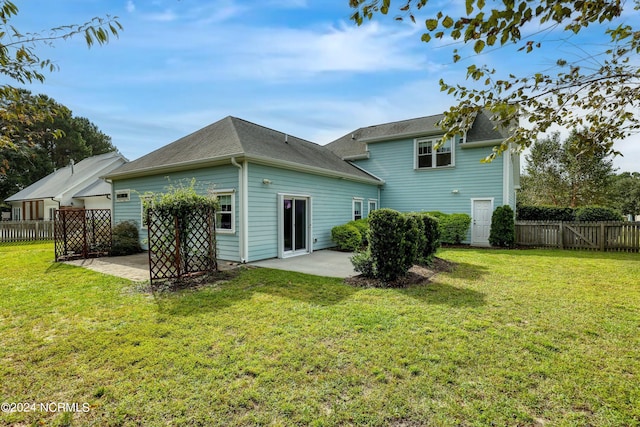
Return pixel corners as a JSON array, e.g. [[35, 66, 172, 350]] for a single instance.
[[0, 220, 55, 242], [516, 221, 640, 252]]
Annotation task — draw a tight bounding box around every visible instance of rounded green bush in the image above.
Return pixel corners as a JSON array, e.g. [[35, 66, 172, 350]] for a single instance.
[[489, 205, 515, 248], [331, 224, 362, 252]]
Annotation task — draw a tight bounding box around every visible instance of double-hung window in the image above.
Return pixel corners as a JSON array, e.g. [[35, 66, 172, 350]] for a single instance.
[[416, 137, 454, 169], [353, 198, 363, 221], [214, 192, 235, 233]]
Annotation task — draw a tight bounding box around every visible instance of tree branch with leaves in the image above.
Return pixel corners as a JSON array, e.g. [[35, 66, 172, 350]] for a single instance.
[[349, 0, 640, 161], [0, 0, 122, 148]]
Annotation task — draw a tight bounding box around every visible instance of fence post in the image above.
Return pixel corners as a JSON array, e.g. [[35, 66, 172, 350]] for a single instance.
[[600, 222, 606, 251], [558, 221, 564, 249]]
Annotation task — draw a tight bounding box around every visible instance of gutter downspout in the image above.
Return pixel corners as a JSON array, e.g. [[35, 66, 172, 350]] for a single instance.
[[231, 157, 248, 263]]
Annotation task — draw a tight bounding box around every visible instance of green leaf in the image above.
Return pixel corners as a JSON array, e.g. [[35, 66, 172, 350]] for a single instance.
[[474, 39, 485, 54], [442, 16, 454, 28], [425, 19, 438, 31]]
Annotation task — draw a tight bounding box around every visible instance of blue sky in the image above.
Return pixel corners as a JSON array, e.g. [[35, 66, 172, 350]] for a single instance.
[[8, 0, 640, 172]]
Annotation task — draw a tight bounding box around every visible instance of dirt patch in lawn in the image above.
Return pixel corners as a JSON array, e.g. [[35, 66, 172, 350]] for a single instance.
[[345, 257, 457, 288]]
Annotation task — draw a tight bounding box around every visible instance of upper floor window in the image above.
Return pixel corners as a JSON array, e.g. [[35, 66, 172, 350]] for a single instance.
[[416, 137, 454, 169]]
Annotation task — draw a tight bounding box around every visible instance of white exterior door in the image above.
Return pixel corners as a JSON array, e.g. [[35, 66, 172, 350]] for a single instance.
[[471, 199, 493, 246], [278, 194, 312, 258]]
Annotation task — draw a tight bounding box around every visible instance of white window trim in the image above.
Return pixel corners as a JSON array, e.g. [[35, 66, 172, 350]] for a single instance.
[[212, 189, 236, 234], [352, 198, 364, 221], [414, 136, 455, 170], [115, 189, 131, 202], [367, 199, 378, 217]]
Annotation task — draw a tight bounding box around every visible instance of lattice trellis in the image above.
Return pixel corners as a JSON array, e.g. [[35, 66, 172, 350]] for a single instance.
[[147, 206, 217, 286], [54, 209, 112, 261]]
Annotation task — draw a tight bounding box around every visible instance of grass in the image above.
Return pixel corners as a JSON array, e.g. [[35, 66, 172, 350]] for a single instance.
[[1, 242, 639, 426]]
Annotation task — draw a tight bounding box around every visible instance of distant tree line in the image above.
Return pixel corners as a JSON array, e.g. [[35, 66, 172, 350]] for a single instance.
[[518, 130, 640, 218], [0, 89, 116, 202]]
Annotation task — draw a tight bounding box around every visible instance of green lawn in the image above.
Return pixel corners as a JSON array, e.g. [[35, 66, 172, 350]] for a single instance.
[[1, 242, 639, 426]]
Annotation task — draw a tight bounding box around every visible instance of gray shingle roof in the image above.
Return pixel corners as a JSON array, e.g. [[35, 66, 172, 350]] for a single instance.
[[107, 116, 381, 183], [326, 110, 510, 159], [6, 151, 127, 202]]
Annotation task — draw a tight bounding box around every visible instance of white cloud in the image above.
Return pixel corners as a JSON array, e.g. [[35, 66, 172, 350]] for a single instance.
[[126, 0, 135, 13]]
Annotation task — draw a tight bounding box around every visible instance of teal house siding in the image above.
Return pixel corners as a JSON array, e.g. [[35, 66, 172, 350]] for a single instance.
[[112, 165, 241, 261], [354, 139, 504, 213], [246, 162, 379, 261]]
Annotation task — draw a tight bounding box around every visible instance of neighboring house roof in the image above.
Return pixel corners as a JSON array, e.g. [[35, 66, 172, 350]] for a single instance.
[[5, 151, 128, 202], [73, 178, 112, 198], [326, 110, 510, 159], [106, 116, 382, 184]]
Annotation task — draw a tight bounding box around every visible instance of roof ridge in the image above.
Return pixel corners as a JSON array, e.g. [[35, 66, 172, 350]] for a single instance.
[[356, 113, 445, 131], [229, 116, 321, 147]]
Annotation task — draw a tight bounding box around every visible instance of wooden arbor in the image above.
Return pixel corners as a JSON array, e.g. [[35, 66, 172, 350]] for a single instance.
[[54, 209, 112, 261], [146, 205, 217, 286]]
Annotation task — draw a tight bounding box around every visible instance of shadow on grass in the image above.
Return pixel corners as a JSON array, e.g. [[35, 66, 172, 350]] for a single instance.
[[154, 268, 358, 316], [445, 260, 491, 282], [399, 281, 486, 308]]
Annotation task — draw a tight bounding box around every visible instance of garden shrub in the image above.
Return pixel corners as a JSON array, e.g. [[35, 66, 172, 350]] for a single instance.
[[419, 213, 440, 264], [351, 249, 375, 278], [331, 224, 362, 252], [517, 205, 575, 221], [110, 221, 142, 256], [348, 218, 370, 247], [439, 213, 471, 244], [402, 213, 424, 272], [574, 206, 623, 221], [489, 205, 515, 248], [368, 208, 411, 283], [517, 204, 623, 221]]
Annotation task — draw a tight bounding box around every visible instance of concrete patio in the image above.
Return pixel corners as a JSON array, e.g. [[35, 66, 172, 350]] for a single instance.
[[65, 250, 356, 281]]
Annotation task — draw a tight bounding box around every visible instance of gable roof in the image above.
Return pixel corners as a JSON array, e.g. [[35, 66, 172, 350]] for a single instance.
[[106, 116, 382, 184], [73, 178, 112, 198], [5, 151, 127, 202], [326, 110, 510, 159]]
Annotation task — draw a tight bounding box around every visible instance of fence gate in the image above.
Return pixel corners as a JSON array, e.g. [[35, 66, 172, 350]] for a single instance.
[[54, 209, 112, 261]]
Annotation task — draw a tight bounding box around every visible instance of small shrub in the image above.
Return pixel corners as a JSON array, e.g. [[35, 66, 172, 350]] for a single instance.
[[574, 206, 624, 221], [111, 221, 142, 256], [331, 224, 362, 252], [348, 218, 370, 247], [368, 208, 410, 283], [420, 213, 440, 264], [351, 249, 375, 278], [439, 213, 471, 244], [402, 213, 424, 272], [489, 205, 515, 248]]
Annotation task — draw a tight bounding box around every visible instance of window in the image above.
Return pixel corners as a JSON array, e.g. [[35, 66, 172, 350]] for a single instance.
[[48, 207, 56, 221], [115, 189, 130, 202], [214, 192, 235, 233], [416, 137, 453, 169], [368, 199, 377, 217], [353, 198, 363, 220], [12, 207, 21, 221]]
